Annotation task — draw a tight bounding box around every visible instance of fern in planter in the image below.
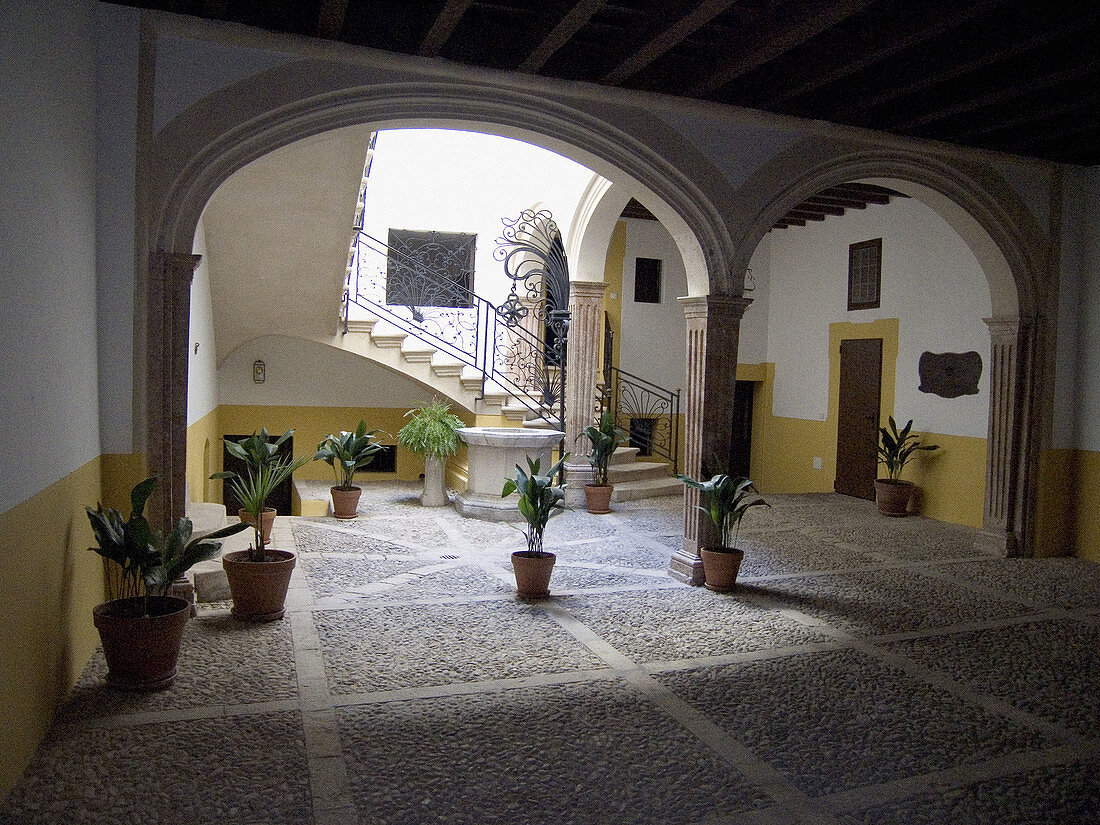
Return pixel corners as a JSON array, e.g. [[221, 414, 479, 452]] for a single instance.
[[397, 399, 465, 460]]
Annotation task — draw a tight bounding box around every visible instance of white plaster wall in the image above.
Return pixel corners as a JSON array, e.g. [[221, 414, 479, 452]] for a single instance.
[[187, 216, 218, 425], [619, 218, 688, 392], [94, 3, 140, 455], [357, 129, 597, 308], [763, 196, 992, 438], [217, 336, 435, 409], [1072, 167, 1100, 452], [739, 235, 771, 365], [0, 0, 101, 513]]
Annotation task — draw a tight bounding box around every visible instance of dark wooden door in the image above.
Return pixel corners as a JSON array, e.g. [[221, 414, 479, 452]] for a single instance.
[[835, 338, 881, 500], [222, 434, 294, 516], [730, 380, 754, 479]]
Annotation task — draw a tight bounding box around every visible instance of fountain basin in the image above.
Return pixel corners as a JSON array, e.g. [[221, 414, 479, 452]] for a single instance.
[[455, 426, 564, 521]]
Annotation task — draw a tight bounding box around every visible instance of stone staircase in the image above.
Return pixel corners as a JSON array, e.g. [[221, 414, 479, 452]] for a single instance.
[[607, 446, 681, 501]]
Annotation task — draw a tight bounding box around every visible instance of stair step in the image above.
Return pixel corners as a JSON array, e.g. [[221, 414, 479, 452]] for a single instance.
[[611, 476, 683, 502], [523, 417, 563, 430], [607, 461, 673, 484], [460, 366, 483, 391], [401, 339, 437, 363], [344, 318, 376, 334], [370, 323, 405, 348], [430, 353, 464, 377], [608, 446, 641, 465]]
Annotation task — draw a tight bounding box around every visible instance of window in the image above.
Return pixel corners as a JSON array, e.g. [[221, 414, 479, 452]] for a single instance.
[[848, 238, 881, 310], [386, 229, 475, 308], [634, 257, 662, 303]]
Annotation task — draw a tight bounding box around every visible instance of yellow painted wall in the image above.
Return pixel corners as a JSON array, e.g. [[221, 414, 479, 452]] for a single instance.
[[186, 407, 220, 503], [1071, 450, 1100, 562], [603, 220, 626, 373], [742, 318, 986, 528], [0, 454, 145, 796]]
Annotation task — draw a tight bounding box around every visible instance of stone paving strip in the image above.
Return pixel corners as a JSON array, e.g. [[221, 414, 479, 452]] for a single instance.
[[2, 481, 1097, 825]]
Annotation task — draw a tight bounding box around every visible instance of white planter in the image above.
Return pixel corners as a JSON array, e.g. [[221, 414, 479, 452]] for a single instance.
[[421, 455, 449, 507]]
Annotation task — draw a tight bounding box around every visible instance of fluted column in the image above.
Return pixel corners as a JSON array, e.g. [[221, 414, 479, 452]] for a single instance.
[[147, 251, 201, 530], [564, 280, 607, 504], [983, 316, 1026, 555], [670, 294, 752, 584]]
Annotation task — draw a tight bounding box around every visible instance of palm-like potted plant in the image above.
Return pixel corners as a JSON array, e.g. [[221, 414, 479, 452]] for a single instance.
[[875, 416, 939, 516], [578, 409, 621, 514], [502, 454, 568, 598], [221, 428, 295, 544], [675, 473, 769, 591], [316, 420, 387, 518], [87, 476, 247, 689], [211, 451, 314, 621], [397, 399, 465, 507]]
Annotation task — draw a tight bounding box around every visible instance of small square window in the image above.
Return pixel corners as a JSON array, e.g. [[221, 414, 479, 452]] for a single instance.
[[634, 257, 661, 303], [848, 238, 881, 310]]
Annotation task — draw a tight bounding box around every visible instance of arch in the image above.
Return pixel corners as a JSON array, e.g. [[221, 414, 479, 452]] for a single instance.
[[144, 68, 741, 522], [728, 140, 1052, 555]]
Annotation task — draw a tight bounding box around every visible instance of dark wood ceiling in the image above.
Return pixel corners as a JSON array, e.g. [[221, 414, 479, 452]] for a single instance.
[[111, 0, 1099, 166]]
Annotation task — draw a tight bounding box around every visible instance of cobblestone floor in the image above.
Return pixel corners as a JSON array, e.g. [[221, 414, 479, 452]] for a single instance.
[[3, 483, 1099, 825]]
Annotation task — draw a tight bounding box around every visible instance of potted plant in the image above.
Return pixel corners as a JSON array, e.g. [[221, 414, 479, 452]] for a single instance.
[[502, 454, 568, 598], [397, 399, 465, 507], [875, 416, 939, 517], [675, 473, 769, 592], [86, 476, 247, 689], [316, 420, 387, 518], [221, 428, 295, 544], [211, 450, 314, 621], [578, 409, 621, 514]]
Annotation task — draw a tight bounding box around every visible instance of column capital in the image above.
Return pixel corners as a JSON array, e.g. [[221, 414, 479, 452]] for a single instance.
[[153, 251, 202, 283], [678, 293, 752, 322], [983, 316, 1021, 343], [569, 279, 608, 300]]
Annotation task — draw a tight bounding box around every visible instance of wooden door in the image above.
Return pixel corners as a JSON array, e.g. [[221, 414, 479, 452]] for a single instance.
[[835, 338, 882, 500], [730, 380, 754, 479]]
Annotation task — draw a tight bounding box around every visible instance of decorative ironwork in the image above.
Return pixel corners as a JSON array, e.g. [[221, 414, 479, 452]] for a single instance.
[[385, 229, 475, 317], [607, 367, 680, 468]]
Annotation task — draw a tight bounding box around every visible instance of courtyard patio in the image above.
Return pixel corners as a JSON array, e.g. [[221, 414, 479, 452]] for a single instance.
[[2, 485, 1098, 825]]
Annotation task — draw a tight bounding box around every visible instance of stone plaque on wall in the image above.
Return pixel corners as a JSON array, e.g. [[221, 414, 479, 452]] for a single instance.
[[918, 351, 982, 398]]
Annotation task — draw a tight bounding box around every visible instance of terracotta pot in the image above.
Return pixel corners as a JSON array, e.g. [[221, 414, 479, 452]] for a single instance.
[[238, 507, 276, 545], [222, 549, 296, 622], [511, 550, 556, 598], [330, 486, 362, 519], [700, 547, 745, 593], [874, 478, 913, 517], [583, 483, 614, 514], [92, 595, 191, 691]]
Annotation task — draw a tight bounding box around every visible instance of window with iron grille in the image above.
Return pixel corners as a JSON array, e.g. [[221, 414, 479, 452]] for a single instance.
[[848, 238, 881, 310], [385, 229, 475, 308]]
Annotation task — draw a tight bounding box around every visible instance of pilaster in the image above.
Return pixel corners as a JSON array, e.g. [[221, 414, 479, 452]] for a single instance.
[[564, 281, 607, 504], [982, 316, 1025, 556]]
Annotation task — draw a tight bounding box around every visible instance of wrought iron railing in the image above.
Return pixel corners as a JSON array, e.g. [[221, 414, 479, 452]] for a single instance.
[[342, 209, 569, 428], [606, 366, 680, 469]]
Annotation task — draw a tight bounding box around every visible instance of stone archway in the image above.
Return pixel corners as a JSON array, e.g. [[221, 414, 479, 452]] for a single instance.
[[721, 142, 1051, 557], [142, 70, 742, 525]]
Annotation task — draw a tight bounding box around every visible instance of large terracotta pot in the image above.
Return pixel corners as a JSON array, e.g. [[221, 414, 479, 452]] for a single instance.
[[511, 551, 556, 598], [330, 486, 362, 519], [700, 547, 745, 593], [874, 479, 913, 517], [239, 507, 276, 545], [92, 595, 191, 690], [583, 483, 614, 514], [222, 549, 296, 622]]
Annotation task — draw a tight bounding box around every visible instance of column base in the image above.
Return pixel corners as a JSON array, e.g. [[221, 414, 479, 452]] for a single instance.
[[668, 549, 705, 586], [564, 459, 595, 508], [976, 525, 1020, 557]]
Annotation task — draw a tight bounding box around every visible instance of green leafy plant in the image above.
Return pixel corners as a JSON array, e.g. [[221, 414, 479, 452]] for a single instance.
[[878, 417, 939, 481], [578, 409, 622, 487], [212, 454, 314, 561], [87, 476, 248, 614], [502, 454, 569, 557], [396, 399, 465, 460], [316, 420, 387, 491], [224, 427, 293, 471], [675, 473, 769, 551]]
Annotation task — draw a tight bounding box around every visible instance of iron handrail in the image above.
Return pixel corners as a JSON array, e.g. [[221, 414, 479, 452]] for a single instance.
[[606, 365, 680, 469]]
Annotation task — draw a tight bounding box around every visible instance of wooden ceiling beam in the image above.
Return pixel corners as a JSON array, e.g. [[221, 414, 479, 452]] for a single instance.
[[806, 194, 868, 209], [519, 0, 605, 72], [316, 0, 350, 40], [420, 0, 474, 57], [689, 0, 878, 97], [786, 209, 827, 222], [601, 0, 735, 85], [801, 199, 846, 216]]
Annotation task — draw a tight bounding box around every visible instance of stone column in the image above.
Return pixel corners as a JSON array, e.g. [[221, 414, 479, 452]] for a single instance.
[[564, 280, 607, 505], [670, 294, 752, 584], [983, 316, 1026, 556], [147, 251, 201, 531]]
